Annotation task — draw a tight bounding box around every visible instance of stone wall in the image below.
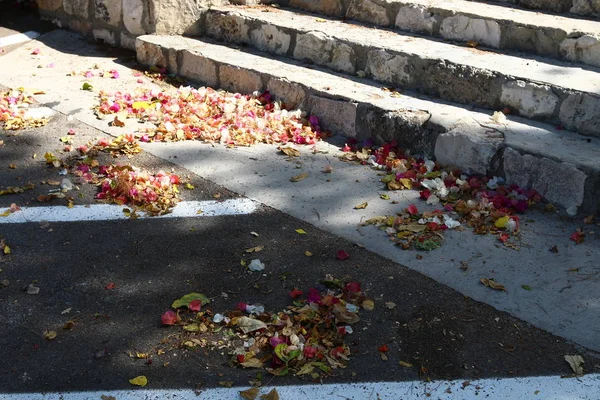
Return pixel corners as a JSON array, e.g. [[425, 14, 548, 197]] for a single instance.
[[35, 0, 229, 49]]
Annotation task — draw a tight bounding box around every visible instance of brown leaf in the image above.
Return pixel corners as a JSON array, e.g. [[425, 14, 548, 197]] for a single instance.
[[354, 202, 368, 210], [218, 381, 233, 388], [279, 146, 300, 157], [362, 299, 375, 311], [112, 114, 126, 127], [245, 245, 264, 253], [332, 303, 360, 324], [290, 172, 308, 182], [260, 389, 280, 400], [564, 354, 585, 375], [240, 358, 263, 368], [399, 361, 413, 368], [480, 278, 506, 291], [240, 387, 260, 400]]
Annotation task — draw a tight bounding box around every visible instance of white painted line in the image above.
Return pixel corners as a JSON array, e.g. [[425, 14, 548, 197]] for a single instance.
[[0, 199, 257, 223], [1, 374, 599, 399], [0, 31, 40, 48]]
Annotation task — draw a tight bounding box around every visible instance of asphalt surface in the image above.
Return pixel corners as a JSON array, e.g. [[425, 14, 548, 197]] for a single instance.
[[1, 8, 600, 396]]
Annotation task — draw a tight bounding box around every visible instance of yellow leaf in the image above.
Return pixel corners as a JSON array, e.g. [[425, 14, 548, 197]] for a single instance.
[[280, 146, 300, 157], [304, 251, 313, 257], [362, 299, 375, 311], [44, 330, 57, 340], [245, 245, 264, 253], [0, 209, 11, 217], [354, 202, 368, 210], [290, 172, 308, 182], [3, 245, 10, 254], [495, 216, 509, 229], [129, 375, 148, 387], [132, 101, 150, 110], [295, 229, 307, 234], [185, 183, 195, 190], [399, 361, 413, 368], [480, 278, 506, 291], [399, 178, 412, 189]]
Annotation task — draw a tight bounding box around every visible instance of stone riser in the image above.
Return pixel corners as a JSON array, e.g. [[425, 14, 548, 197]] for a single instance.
[[277, 0, 599, 19], [266, 0, 600, 68], [201, 7, 600, 137], [136, 35, 600, 212]]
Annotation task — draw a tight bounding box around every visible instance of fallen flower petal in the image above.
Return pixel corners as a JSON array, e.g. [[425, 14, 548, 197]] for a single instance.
[[336, 250, 350, 260], [161, 310, 178, 325]]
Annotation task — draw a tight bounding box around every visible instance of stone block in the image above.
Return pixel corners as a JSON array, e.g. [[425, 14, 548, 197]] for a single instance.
[[63, 0, 89, 18], [347, 0, 390, 26], [93, 29, 116, 46], [136, 41, 166, 68], [68, 19, 92, 35], [571, 0, 600, 16], [519, 0, 571, 12], [440, 15, 501, 48], [289, 0, 344, 16], [559, 35, 600, 68], [434, 123, 503, 175], [294, 31, 355, 73], [150, 0, 220, 35], [365, 50, 410, 86], [120, 33, 136, 50], [124, 0, 146, 35], [206, 12, 249, 44], [559, 93, 600, 137], [94, 0, 121, 27], [500, 80, 558, 119], [360, 107, 432, 155], [504, 25, 562, 57], [503, 148, 586, 209], [178, 51, 218, 87], [220, 65, 263, 94], [395, 5, 437, 35], [267, 78, 307, 109], [308, 96, 357, 137], [250, 24, 291, 55], [35, 0, 62, 11]]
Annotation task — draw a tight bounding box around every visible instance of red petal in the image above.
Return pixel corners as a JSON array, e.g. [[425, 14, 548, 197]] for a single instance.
[[407, 204, 419, 215], [289, 289, 303, 298], [161, 310, 177, 325], [105, 282, 115, 290], [344, 281, 361, 293], [188, 299, 202, 311], [336, 250, 350, 260], [378, 344, 389, 353]]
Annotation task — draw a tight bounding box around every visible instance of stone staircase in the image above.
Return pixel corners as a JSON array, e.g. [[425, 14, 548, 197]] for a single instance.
[[135, 0, 600, 213]]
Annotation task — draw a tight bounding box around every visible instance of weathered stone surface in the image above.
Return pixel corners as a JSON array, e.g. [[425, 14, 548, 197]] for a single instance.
[[560, 35, 600, 68], [68, 19, 92, 35], [93, 29, 116, 46], [500, 80, 558, 119], [434, 123, 503, 175], [440, 15, 501, 48], [365, 50, 410, 86], [289, 0, 344, 16], [35, 0, 62, 11], [179, 51, 218, 87], [136, 41, 166, 68], [120, 33, 136, 50], [347, 0, 390, 26], [151, 0, 223, 35], [63, 0, 89, 18], [308, 96, 357, 137], [504, 25, 562, 57], [94, 0, 121, 27], [571, 0, 600, 15], [518, 0, 571, 12], [220, 65, 263, 94], [250, 24, 291, 55], [206, 12, 249, 43], [559, 93, 600, 137], [124, 0, 146, 35], [267, 78, 306, 109], [359, 107, 432, 154], [395, 5, 437, 35], [294, 31, 355, 73], [503, 148, 586, 209]]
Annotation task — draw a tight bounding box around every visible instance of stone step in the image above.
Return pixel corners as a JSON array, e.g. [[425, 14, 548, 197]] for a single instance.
[[135, 34, 600, 212], [200, 6, 600, 137], [263, 0, 600, 68], [464, 0, 599, 18]]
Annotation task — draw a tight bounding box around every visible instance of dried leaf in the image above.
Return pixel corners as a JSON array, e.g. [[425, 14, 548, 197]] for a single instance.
[[240, 387, 260, 400], [399, 361, 413, 368], [332, 303, 360, 324], [237, 316, 267, 333], [218, 381, 233, 388], [128, 375, 148, 387], [379, 194, 390, 200], [240, 358, 263, 368], [354, 202, 368, 210], [44, 330, 57, 340], [362, 299, 375, 311], [480, 278, 506, 291], [290, 172, 308, 182], [280, 146, 300, 157], [112, 114, 126, 127], [304, 251, 313, 257], [260, 389, 280, 400], [245, 245, 264, 253], [27, 284, 40, 295], [385, 301, 396, 309], [564, 354, 585, 375]]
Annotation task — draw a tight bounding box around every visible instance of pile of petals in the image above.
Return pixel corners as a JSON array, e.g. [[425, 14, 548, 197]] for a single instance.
[[94, 86, 322, 146], [342, 142, 541, 244], [0, 88, 49, 130], [158, 280, 369, 378]]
